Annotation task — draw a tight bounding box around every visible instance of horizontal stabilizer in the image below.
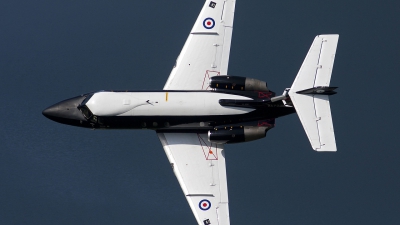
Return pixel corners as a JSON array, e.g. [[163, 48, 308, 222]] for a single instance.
[[289, 35, 339, 152], [289, 94, 337, 151]]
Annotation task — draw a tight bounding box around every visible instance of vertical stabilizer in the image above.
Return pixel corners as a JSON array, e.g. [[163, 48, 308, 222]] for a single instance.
[[288, 35, 339, 152]]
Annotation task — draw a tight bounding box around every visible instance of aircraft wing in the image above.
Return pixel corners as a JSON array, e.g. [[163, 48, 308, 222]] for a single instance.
[[158, 1, 235, 224], [163, 0, 236, 90], [157, 133, 229, 225]]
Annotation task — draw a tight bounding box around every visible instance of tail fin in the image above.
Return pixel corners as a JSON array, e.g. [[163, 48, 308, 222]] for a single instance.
[[288, 35, 339, 152]]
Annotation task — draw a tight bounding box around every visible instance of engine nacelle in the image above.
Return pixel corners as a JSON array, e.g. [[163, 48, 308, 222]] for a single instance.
[[208, 126, 267, 144], [209, 76, 268, 91]]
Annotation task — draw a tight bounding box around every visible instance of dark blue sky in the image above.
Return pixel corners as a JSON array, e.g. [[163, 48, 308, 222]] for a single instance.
[[1, 0, 400, 224]]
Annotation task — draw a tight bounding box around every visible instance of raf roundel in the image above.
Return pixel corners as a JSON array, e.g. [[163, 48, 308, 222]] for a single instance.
[[203, 18, 215, 29], [199, 199, 211, 211]]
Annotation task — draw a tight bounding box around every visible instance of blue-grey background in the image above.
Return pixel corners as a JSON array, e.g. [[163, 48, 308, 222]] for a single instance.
[[1, 0, 399, 224]]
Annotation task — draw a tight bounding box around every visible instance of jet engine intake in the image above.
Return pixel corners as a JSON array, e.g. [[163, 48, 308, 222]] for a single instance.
[[208, 126, 267, 144], [209, 76, 268, 91]]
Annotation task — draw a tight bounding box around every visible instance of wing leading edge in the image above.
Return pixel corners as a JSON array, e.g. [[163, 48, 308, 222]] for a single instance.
[[164, 0, 236, 90], [157, 133, 229, 225]]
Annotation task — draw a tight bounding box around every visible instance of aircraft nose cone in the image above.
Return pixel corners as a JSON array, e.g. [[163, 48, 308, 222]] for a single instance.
[[42, 95, 88, 126], [42, 104, 59, 119]]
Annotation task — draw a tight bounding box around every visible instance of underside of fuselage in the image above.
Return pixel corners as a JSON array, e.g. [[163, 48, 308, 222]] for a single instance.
[[42, 90, 295, 133]]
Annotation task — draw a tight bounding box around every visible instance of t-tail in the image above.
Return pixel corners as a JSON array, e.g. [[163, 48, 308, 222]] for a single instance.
[[287, 34, 339, 152]]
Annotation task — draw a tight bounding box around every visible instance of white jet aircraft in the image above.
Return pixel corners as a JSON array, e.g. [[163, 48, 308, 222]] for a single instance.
[[43, 0, 339, 224]]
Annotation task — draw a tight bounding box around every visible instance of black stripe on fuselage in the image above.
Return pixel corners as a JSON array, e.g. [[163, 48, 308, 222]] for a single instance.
[[91, 106, 295, 130]]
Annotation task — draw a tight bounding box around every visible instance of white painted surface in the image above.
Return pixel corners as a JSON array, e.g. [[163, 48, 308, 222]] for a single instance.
[[164, 0, 235, 90], [158, 133, 229, 225], [290, 34, 339, 92], [314, 95, 336, 151], [84, 92, 148, 116], [157, 1, 235, 224], [289, 35, 338, 152], [86, 91, 253, 116]]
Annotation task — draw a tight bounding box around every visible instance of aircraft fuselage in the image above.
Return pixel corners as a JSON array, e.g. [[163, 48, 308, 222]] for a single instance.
[[43, 90, 295, 133]]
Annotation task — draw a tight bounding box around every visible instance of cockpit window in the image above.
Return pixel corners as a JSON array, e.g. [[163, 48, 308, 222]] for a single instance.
[[78, 92, 103, 123], [79, 105, 93, 120], [80, 93, 94, 106], [77, 93, 94, 120]]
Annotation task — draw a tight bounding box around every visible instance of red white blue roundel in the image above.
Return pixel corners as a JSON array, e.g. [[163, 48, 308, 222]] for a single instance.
[[203, 18, 215, 29], [199, 199, 211, 210]]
